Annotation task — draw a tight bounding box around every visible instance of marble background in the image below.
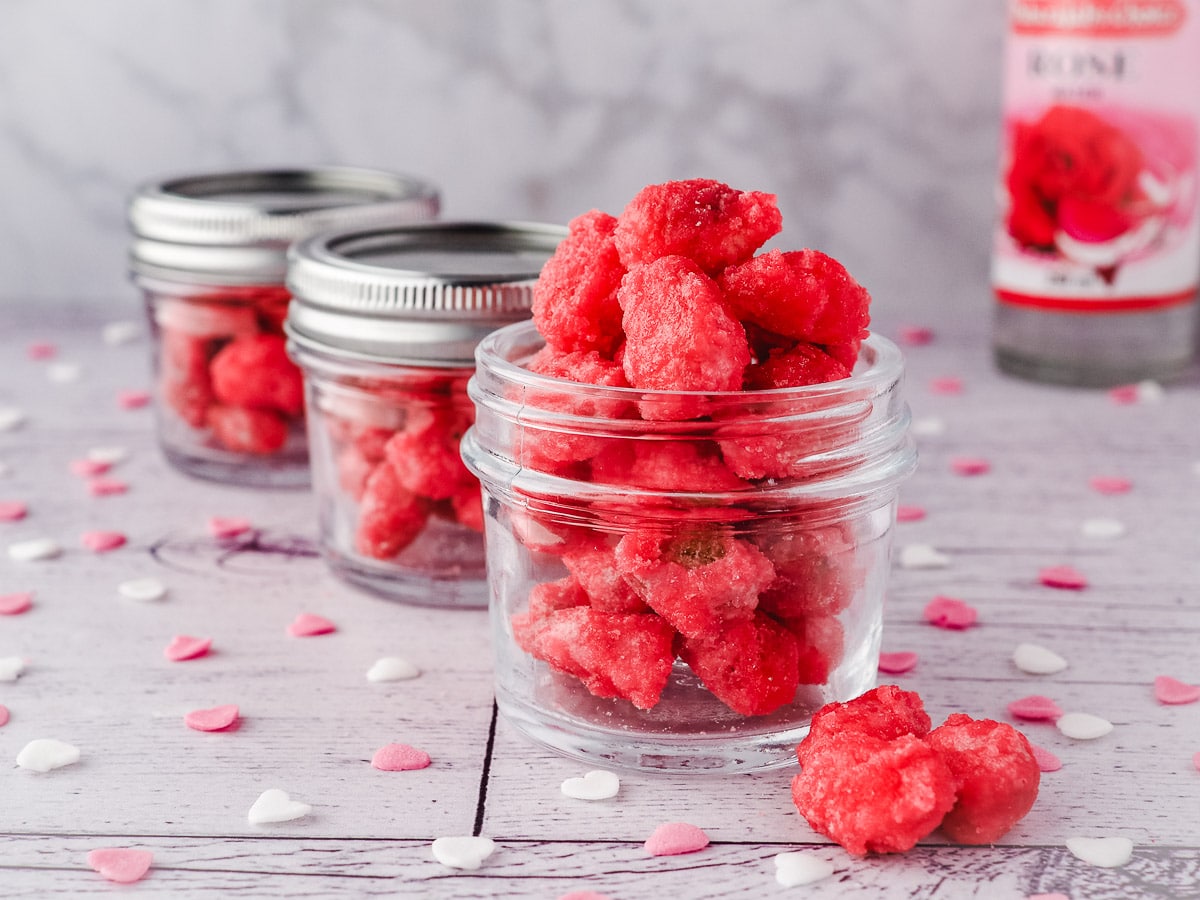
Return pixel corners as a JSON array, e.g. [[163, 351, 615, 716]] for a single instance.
[[0, 0, 1006, 331]]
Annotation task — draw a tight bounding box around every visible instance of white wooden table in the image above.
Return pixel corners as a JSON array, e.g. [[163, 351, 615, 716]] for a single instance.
[[2, 307, 1198, 898]]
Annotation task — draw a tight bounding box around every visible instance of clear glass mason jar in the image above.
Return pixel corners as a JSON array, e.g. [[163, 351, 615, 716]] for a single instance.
[[461, 321, 917, 772], [286, 222, 566, 606], [128, 168, 440, 487]]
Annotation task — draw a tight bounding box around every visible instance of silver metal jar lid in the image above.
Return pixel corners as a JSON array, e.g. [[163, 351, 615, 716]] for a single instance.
[[285, 221, 565, 365], [128, 167, 440, 284]]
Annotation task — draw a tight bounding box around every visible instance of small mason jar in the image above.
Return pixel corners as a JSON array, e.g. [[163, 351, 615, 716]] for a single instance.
[[286, 222, 566, 606], [128, 168, 439, 488], [461, 321, 917, 772]]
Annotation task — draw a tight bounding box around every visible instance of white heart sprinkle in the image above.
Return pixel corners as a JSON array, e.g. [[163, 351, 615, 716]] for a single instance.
[[88, 446, 130, 466], [117, 577, 168, 603], [8, 538, 62, 562], [898, 543, 950, 569], [1135, 380, 1164, 404], [1080, 517, 1125, 539], [366, 656, 421, 683], [1067, 836, 1134, 868], [1057, 712, 1113, 741], [247, 789, 312, 825], [432, 836, 496, 870], [1013, 642, 1068, 675], [910, 416, 947, 437], [0, 656, 27, 682], [102, 320, 143, 346], [47, 362, 82, 383], [0, 407, 28, 432], [774, 851, 836, 887], [17, 738, 81, 772], [561, 769, 620, 801]]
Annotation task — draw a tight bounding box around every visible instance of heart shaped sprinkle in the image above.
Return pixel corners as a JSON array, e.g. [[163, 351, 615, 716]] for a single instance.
[[557, 892, 614, 900], [929, 376, 963, 395], [0, 500, 28, 521], [1029, 894, 1070, 900], [86, 848, 153, 884], [1057, 712, 1113, 741], [0, 407, 28, 432], [81, 530, 127, 553], [877, 651, 919, 674], [102, 320, 142, 346], [87, 446, 130, 466], [644, 822, 709, 857], [923, 595, 977, 629], [1007, 695, 1063, 721], [1066, 836, 1134, 868], [774, 851, 835, 888], [1038, 565, 1088, 590], [950, 456, 990, 476], [0, 656, 28, 681], [1081, 517, 1125, 539], [70, 458, 112, 478], [118, 577, 168, 603], [88, 477, 128, 497], [910, 416, 947, 437], [898, 325, 935, 346], [896, 505, 926, 522], [1013, 643, 1068, 675], [117, 389, 152, 410], [366, 656, 421, 682], [17, 738, 80, 772], [27, 341, 57, 360], [48, 362, 82, 383], [561, 769, 620, 801], [287, 613, 336, 637], [184, 704, 240, 732], [1031, 744, 1062, 773], [1089, 475, 1132, 495], [371, 743, 432, 772], [431, 836, 496, 870], [0, 705, 9, 726], [1153, 675, 1200, 705], [1193, 751, 1200, 772], [898, 543, 950, 569], [0, 592, 33, 616], [208, 516, 252, 539], [8, 538, 62, 561], [164, 635, 212, 662], [247, 789, 311, 825]]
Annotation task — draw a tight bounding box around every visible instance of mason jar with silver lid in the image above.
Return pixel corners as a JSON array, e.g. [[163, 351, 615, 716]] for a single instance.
[[128, 167, 440, 488], [285, 221, 566, 606]]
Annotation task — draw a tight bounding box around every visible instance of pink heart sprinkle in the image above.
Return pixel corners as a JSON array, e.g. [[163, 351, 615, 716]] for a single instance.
[[1029, 894, 1070, 900], [184, 704, 240, 732], [951, 456, 991, 476], [1154, 675, 1200, 705], [898, 326, 935, 346], [878, 651, 919, 674], [0, 704, 10, 726], [923, 595, 978, 630], [1031, 744, 1062, 773], [70, 458, 112, 478], [208, 516, 252, 539], [1193, 751, 1200, 773], [117, 389, 152, 410], [644, 822, 710, 857], [0, 592, 32, 616], [896, 505, 926, 522], [1089, 475, 1132, 495], [1039, 565, 1088, 590], [164, 635, 212, 662], [81, 530, 127, 553], [1007, 695, 1064, 722], [88, 477, 128, 497], [86, 848, 153, 884], [929, 376, 964, 395], [371, 743, 432, 771], [27, 341, 57, 360], [0, 500, 29, 522], [558, 893, 614, 900], [1108, 384, 1139, 405], [287, 612, 337, 637]]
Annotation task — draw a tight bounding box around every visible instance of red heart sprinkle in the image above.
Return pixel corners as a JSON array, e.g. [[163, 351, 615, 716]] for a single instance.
[[1031, 744, 1062, 773], [86, 848, 153, 884], [877, 652, 919, 674], [69, 458, 112, 478], [184, 704, 240, 732], [88, 477, 129, 497], [1154, 675, 1200, 705], [1107, 385, 1139, 405], [0, 592, 33, 616], [898, 326, 935, 346], [164, 635, 212, 662], [81, 531, 127, 553], [0, 501, 28, 522], [27, 341, 57, 360], [371, 743, 432, 771], [117, 390, 152, 410], [1038, 565, 1088, 590], [644, 822, 710, 857], [1007, 695, 1063, 721], [287, 613, 336, 637], [0, 704, 10, 726], [923, 595, 978, 629], [951, 456, 991, 476], [896, 505, 926, 522], [1089, 476, 1132, 495], [929, 376, 963, 395], [208, 516, 252, 539]]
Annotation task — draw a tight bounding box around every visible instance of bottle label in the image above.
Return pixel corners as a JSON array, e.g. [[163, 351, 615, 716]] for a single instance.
[[993, 0, 1200, 311]]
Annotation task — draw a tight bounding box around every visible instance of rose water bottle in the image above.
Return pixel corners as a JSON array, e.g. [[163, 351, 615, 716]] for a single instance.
[[992, 0, 1200, 386]]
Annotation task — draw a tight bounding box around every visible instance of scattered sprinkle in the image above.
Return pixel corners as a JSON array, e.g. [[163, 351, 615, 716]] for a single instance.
[[774, 851, 836, 888], [1110, 380, 1164, 406], [560, 769, 620, 800], [1013, 643, 1068, 675], [371, 743, 432, 771], [1193, 752, 1200, 772], [117, 389, 152, 410], [287, 613, 336, 637], [87, 446, 130, 466], [896, 505, 926, 522], [1007, 695, 1063, 722], [118, 577, 167, 603], [910, 416, 947, 437], [0, 407, 27, 432], [1081, 517, 1125, 539], [47, 362, 82, 383], [431, 836, 496, 870], [897, 326, 935, 346], [923, 595, 977, 629], [929, 376, 964, 395], [87, 477, 129, 497], [1038, 565, 1088, 590], [0, 500, 28, 522], [558, 893, 614, 900], [247, 789, 312, 825], [102, 320, 142, 346], [1153, 675, 1200, 705], [877, 651, 919, 674], [1066, 836, 1133, 868], [1029, 894, 1070, 900], [27, 341, 57, 360], [1031, 745, 1062, 773], [0, 592, 34, 616], [0, 656, 27, 681], [1089, 475, 1132, 495], [81, 531, 127, 553], [366, 656, 421, 682], [951, 456, 991, 476], [644, 822, 710, 857], [0, 705, 9, 726], [8, 538, 62, 561], [208, 516, 253, 539], [87, 848, 153, 884], [164, 635, 212, 662], [70, 458, 112, 478], [184, 704, 240, 732], [16, 738, 80, 772], [898, 543, 950, 569], [1056, 712, 1113, 741]]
